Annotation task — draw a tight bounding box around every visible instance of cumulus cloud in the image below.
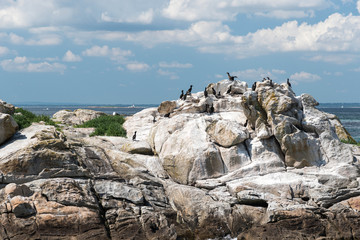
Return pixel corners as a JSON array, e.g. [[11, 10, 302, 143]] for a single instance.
[[308, 54, 358, 64], [63, 50, 82, 62], [3, 32, 62, 46], [126, 62, 150, 71], [162, 0, 330, 21], [157, 69, 179, 79], [101, 9, 154, 24], [159, 61, 193, 68], [290, 71, 321, 83], [85, 13, 360, 59], [0, 46, 9, 56], [82, 45, 132, 62], [0, 56, 66, 73], [233, 68, 287, 81]]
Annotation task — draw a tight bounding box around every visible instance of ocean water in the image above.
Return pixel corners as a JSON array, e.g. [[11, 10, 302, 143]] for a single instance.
[[319, 107, 360, 142], [17, 105, 154, 117], [18, 105, 360, 142]]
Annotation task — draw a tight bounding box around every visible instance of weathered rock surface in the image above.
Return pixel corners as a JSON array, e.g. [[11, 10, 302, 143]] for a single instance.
[[0, 113, 18, 145], [1, 78, 360, 239], [0, 99, 15, 115], [52, 108, 106, 125]]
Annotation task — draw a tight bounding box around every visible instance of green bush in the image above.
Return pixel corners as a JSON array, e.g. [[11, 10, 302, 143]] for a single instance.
[[76, 115, 126, 137], [13, 108, 58, 130]]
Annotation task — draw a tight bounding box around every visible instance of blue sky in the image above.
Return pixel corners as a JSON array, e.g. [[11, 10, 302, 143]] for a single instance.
[[1, 0, 360, 104]]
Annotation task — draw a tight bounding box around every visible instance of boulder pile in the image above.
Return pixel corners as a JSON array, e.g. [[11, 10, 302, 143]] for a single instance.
[[0, 79, 359, 239]]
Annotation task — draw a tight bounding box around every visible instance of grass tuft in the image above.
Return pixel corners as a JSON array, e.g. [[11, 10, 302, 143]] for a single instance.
[[13, 108, 58, 130], [341, 139, 360, 146], [76, 115, 126, 137]]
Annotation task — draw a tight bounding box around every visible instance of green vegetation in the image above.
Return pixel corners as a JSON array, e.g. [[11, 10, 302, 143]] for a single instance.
[[13, 108, 58, 130], [341, 139, 360, 146], [76, 115, 126, 137]]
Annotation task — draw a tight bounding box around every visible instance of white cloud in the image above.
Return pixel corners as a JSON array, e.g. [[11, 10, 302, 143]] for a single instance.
[[308, 54, 358, 64], [159, 61, 193, 68], [0, 46, 9, 56], [232, 68, 287, 81], [82, 45, 132, 62], [63, 50, 82, 62], [101, 9, 154, 24], [162, 0, 330, 21], [4, 32, 62, 46], [126, 62, 150, 71], [290, 71, 321, 83], [0, 56, 66, 73], [157, 69, 179, 79], [357, 0, 360, 13]]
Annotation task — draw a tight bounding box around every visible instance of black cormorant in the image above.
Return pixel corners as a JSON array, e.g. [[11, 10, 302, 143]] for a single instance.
[[164, 113, 170, 118], [132, 131, 137, 141], [180, 90, 184, 99], [252, 82, 256, 91], [227, 72, 238, 81], [212, 87, 216, 95], [287, 78, 292, 87], [209, 104, 214, 114], [204, 87, 208, 98], [226, 86, 232, 94]]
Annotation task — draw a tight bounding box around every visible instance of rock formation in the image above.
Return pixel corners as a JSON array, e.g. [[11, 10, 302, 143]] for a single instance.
[[0, 79, 360, 239]]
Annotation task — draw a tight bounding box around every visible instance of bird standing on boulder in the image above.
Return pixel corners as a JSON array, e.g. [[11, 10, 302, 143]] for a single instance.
[[212, 87, 216, 95], [204, 87, 208, 98], [186, 85, 193, 95], [227, 72, 238, 81], [226, 86, 232, 94], [209, 104, 214, 114], [179, 90, 184, 99], [252, 82, 257, 91], [132, 131, 137, 141], [287, 78, 292, 87]]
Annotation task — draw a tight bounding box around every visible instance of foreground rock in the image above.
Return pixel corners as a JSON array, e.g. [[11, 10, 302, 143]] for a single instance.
[[0, 78, 360, 239], [0, 113, 18, 145]]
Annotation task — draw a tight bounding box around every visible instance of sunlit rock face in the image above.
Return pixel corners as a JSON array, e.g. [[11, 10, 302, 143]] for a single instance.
[[1, 79, 360, 239]]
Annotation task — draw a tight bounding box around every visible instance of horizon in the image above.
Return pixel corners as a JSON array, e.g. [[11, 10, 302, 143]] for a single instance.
[[1, 1, 360, 104]]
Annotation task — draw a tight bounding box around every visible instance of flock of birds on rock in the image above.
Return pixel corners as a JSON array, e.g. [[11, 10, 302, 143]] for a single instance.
[[132, 73, 292, 141]]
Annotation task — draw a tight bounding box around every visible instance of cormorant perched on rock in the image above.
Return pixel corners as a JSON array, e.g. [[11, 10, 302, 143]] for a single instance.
[[252, 82, 257, 91], [186, 85, 193, 95], [205, 103, 209, 113], [179, 90, 184, 99], [212, 87, 216, 95], [287, 78, 292, 87], [262, 78, 266, 82], [164, 113, 170, 118], [244, 119, 248, 127], [226, 86, 232, 94], [217, 91, 221, 98], [183, 94, 187, 101], [269, 79, 273, 87], [132, 131, 137, 141], [153, 116, 156, 123], [227, 72, 238, 81], [209, 104, 214, 114], [204, 87, 208, 98]]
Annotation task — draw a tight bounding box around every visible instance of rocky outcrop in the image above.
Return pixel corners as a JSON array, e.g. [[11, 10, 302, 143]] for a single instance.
[[52, 109, 106, 125], [0, 78, 360, 239], [0, 99, 15, 115]]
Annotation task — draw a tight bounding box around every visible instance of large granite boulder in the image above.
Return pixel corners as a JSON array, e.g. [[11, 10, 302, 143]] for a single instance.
[[52, 109, 106, 125], [0, 113, 18, 145]]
